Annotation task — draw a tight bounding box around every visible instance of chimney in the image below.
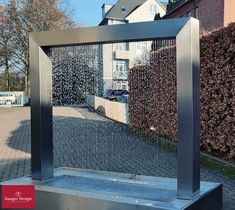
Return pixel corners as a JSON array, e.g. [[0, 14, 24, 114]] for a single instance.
[[102, 4, 113, 19]]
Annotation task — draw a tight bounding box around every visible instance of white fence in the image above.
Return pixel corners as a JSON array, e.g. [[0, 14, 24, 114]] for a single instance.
[[0, 91, 29, 107], [86, 95, 129, 124]]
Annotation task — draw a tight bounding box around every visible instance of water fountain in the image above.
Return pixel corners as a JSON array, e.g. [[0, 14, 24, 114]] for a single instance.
[[1, 18, 222, 210]]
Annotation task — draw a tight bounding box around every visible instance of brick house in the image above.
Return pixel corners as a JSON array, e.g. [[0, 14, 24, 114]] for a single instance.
[[0, 5, 3, 19], [164, 0, 235, 32]]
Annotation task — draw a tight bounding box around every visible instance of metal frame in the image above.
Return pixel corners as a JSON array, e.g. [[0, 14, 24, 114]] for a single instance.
[[29, 18, 200, 199]]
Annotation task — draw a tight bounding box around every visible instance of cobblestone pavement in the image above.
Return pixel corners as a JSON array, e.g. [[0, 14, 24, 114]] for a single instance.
[[0, 107, 234, 209]]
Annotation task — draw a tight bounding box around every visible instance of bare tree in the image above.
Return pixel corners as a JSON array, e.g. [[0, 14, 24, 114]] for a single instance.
[[0, 5, 15, 91], [0, 0, 75, 94]]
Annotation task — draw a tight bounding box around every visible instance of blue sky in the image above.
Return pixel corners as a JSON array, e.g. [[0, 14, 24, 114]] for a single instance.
[[69, 0, 117, 27], [68, 0, 168, 27], [0, 0, 168, 27]]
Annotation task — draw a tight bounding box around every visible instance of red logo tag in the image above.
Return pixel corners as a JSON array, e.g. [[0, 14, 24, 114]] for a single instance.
[[1, 185, 35, 209]]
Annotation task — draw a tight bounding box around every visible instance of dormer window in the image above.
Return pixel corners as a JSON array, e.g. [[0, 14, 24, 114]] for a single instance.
[[121, 7, 126, 13]]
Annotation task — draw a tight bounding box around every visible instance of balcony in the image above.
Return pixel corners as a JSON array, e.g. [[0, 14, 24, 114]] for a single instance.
[[113, 72, 128, 80], [114, 50, 130, 60]]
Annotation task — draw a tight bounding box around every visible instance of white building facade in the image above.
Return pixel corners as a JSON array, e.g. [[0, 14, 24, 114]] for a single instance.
[[99, 0, 166, 93]]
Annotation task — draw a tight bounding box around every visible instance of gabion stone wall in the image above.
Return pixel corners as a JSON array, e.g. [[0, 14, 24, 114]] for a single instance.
[[129, 23, 235, 162]]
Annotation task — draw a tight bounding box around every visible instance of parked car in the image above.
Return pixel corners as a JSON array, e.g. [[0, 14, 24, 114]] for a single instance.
[[104, 89, 129, 101], [117, 95, 129, 103]]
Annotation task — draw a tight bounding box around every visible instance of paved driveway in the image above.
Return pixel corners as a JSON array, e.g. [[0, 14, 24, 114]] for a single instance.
[[0, 107, 234, 210]]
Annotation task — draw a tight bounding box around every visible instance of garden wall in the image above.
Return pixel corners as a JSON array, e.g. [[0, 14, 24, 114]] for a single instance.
[[129, 23, 235, 162], [86, 95, 129, 124]]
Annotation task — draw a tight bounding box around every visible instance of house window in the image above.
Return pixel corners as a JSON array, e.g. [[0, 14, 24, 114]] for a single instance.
[[114, 81, 128, 90], [195, 7, 199, 19], [115, 61, 127, 79], [122, 84, 127, 89], [121, 7, 126, 13], [150, 5, 156, 15]]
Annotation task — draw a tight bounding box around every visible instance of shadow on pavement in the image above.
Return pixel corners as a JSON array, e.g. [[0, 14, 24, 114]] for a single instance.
[[2, 110, 235, 210], [5, 114, 177, 178]]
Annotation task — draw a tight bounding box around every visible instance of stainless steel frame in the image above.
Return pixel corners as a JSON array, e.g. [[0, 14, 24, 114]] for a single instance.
[[29, 18, 200, 199]]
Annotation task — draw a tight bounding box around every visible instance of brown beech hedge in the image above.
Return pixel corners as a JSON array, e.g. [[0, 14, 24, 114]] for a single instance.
[[129, 23, 235, 162]]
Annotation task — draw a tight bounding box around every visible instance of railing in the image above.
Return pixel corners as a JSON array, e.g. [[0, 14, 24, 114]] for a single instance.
[[113, 72, 128, 80]]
